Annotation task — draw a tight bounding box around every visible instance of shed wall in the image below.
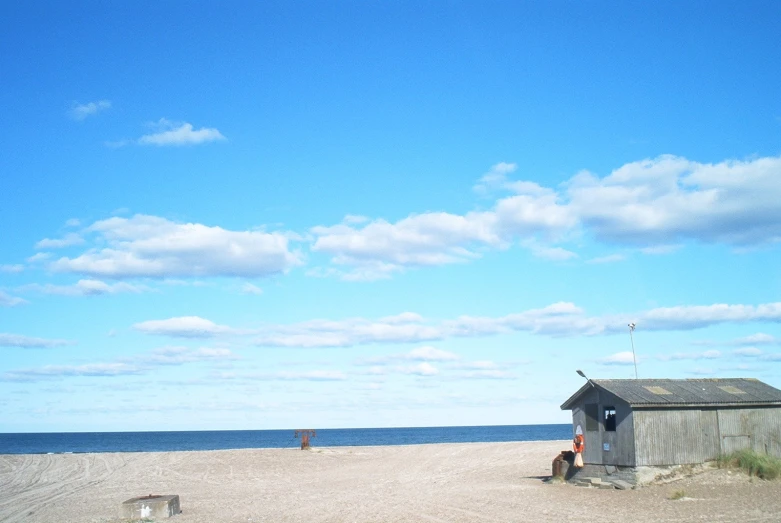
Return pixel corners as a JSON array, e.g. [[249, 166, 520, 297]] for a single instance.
[[570, 387, 602, 465], [717, 408, 781, 457], [700, 409, 720, 460], [634, 409, 712, 466], [599, 390, 635, 467]]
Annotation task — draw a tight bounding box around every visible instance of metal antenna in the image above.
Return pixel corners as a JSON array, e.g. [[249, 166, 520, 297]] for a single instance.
[[628, 323, 638, 379]]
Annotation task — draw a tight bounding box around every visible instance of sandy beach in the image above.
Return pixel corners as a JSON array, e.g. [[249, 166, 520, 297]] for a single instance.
[[1, 440, 779, 522]]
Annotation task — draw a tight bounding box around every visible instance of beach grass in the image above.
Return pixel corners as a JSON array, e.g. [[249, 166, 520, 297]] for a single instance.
[[717, 449, 781, 480]]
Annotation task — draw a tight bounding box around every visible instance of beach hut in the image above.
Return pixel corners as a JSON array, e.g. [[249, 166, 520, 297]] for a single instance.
[[559, 378, 781, 483]]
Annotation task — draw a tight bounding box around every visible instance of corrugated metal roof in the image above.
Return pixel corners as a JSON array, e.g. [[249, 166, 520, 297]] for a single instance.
[[561, 378, 781, 410]]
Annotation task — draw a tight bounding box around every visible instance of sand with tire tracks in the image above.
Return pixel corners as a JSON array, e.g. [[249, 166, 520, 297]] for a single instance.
[[1, 440, 779, 522]]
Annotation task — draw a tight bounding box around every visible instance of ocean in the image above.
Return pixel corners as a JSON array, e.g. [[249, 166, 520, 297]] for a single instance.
[[0, 424, 570, 454]]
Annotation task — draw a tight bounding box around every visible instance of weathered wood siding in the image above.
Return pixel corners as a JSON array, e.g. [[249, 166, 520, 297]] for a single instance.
[[633, 409, 712, 466], [717, 407, 781, 458], [700, 409, 720, 461], [599, 390, 635, 467], [569, 388, 635, 466]]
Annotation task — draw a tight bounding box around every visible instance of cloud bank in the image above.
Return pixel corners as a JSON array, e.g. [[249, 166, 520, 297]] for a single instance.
[[49, 214, 301, 279], [0, 333, 73, 348], [312, 155, 781, 279], [134, 300, 781, 346]]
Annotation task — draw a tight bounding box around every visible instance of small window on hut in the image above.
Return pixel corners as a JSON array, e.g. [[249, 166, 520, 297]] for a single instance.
[[585, 403, 599, 431], [604, 407, 616, 432]]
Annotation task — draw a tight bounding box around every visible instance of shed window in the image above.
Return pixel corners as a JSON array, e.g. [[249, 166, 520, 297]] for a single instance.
[[604, 407, 616, 432], [585, 403, 599, 431]]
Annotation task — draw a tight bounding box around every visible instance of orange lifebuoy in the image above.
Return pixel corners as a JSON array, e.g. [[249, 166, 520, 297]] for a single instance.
[[573, 434, 585, 453]]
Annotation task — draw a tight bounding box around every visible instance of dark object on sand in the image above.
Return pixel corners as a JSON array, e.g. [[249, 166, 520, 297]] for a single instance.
[[294, 429, 317, 450], [552, 450, 575, 478]]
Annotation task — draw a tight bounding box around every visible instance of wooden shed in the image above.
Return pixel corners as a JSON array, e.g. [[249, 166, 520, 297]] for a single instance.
[[560, 378, 781, 468]]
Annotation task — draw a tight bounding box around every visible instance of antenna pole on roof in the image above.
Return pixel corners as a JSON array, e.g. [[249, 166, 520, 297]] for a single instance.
[[628, 323, 638, 379]]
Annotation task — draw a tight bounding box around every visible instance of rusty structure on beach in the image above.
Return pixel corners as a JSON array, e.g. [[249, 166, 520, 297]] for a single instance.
[[294, 429, 317, 450]]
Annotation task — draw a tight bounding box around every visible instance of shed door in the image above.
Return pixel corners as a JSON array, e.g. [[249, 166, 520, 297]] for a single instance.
[[583, 403, 601, 464]]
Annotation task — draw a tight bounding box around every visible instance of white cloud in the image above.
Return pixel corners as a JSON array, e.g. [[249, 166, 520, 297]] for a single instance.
[[598, 351, 637, 365], [521, 240, 578, 261], [658, 350, 722, 361], [687, 367, 716, 376], [311, 211, 501, 279], [23, 279, 146, 296], [356, 349, 516, 380], [449, 360, 501, 370], [134, 300, 781, 347], [0, 290, 27, 307], [731, 333, 779, 345], [311, 155, 781, 278], [255, 316, 443, 348], [456, 369, 515, 380], [379, 312, 424, 324], [241, 283, 263, 295], [403, 362, 439, 376], [134, 316, 234, 338], [733, 347, 763, 357], [69, 100, 111, 121], [35, 233, 84, 249], [137, 119, 226, 146], [65, 218, 81, 227], [147, 346, 240, 365], [494, 185, 576, 237], [357, 346, 460, 365], [4, 363, 142, 381], [0, 333, 72, 348], [2, 345, 239, 381], [687, 363, 761, 375], [568, 155, 781, 245], [275, 370, 346, 381], [447, 302, 608, 337], [473, 162, 518, 193], [49, 214, 301, 279], [445, 359, 517, 379], [162, 279, 209, 287], [642, 303, 781, 330], [343, 215, 369, 225], [214, 369, 348, 381], [0, 264, 24, 273], [27, 252, 51, 263], [406, 346, 460, 361]]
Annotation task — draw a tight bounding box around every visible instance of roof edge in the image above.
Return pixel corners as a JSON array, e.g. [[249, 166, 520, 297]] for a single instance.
[[631, 402, 781, 409], [560, 381, 598, 410]]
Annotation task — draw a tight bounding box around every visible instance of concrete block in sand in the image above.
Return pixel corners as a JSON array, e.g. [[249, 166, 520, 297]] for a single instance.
[[120, 494, 180, 519]]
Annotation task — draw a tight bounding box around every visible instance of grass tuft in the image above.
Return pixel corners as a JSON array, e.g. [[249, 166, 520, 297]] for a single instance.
[[717, 449, 781, 480], [669, 489, 686, 500]]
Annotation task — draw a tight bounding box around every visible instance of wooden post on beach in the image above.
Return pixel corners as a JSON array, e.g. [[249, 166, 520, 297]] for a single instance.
[[294, 429, 317, 450]]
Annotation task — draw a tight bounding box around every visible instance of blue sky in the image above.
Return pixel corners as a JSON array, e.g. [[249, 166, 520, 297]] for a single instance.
[[2, 1, 781, 432]]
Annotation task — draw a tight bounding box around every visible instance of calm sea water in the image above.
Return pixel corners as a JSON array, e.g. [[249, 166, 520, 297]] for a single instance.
[[0, 424, 570, 454]]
